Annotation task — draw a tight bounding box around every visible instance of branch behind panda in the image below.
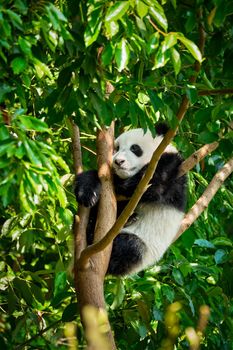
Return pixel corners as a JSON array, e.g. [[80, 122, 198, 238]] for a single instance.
[[176, 157, 233, 240], [69, 119, 90, 263]]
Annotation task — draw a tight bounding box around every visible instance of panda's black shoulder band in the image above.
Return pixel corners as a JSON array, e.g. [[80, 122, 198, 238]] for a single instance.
[[155, 122, 169, 135]]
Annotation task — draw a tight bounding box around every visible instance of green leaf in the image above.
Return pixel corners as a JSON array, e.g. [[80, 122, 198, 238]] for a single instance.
[[33, 59, 53, 79], [10, 57, 27, 74], [0, 124, 10, 141], [129, 101, 138, 127], [62, 303, 78, 322], [101, 44, 114, 66], [153, 47, 170, 69], [136, 1, 148, 18], [177, 34, 202, 62], [105, 1, 129, 22], [185, 84, 198, 104], [162, 33, 177, 51], [48, 4, 67, 22], [53, 271, 67, 298], [111, 279, 125, 309], [17, 115, 49, 132], [172, 268, 184, 285], [0, 84, 12, 103], [6, 9, 23, 30], [0, 140, 15, 157], [161, 284, 175, 303], [212, 237, 232, 247], [56, 183, 67, 208], [171, 47, 181, 75], [84, 7, 103, 47], [23, 140, 42, 166], [105, 20, 119, 37], [13, 278, 34, 306], [18, 37, 32, 56], [146, 32, 160, 54], [147, 90, 164, 112], [115, 38, 130, 72], [197, 131, 218, 144], [149, 5, 168, 32]]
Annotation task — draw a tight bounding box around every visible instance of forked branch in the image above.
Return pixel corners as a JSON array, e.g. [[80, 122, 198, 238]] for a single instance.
[[176, 157, 233, 239]]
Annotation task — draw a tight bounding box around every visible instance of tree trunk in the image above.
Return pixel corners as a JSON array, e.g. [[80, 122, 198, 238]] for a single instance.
[[73, 124, 117, 349]]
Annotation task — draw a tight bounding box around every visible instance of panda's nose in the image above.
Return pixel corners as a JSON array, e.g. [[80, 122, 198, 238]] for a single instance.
[[114, 158, 125, 167]]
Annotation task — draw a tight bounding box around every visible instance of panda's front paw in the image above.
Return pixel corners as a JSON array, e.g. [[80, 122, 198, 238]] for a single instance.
[[74, 170, 101, 207], [76, 187, 100, 207]]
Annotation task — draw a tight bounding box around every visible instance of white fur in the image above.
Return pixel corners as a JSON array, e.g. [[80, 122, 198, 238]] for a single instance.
[[122, 203, 184, 274], [113, 129, 177, 179]]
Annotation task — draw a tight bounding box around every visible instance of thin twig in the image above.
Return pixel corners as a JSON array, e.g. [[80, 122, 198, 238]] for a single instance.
[[148, 17, 167, 36]]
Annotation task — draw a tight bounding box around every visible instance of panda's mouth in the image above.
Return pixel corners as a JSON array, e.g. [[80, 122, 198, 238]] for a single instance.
[[114, 165, 137, 178]]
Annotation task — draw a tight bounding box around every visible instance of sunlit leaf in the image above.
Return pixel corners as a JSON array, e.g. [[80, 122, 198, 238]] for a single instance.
[[136, 1, 148, 18], [171, 47, 181, 75], [105, 20, 119, 37], [149, 5, 168, 31], [177, 33, 202, 62], [115, 38, 130, 71], [105, 1, 129, 22]]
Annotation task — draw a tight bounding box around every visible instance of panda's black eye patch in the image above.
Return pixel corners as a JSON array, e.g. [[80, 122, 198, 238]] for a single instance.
[[130, 144, 143, 157], [115, 144, 119, 153]]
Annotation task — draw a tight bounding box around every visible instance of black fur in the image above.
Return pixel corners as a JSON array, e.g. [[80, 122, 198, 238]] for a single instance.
[[130, 144, 143, 157], [107, 233, 147, 275], [114, 152, 186, 211], [155, 122, 169, 135], [74, 170, 101, 207]]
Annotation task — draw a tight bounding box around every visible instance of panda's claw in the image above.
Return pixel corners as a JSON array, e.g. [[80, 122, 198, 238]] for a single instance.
[[74, 170, 101, 207]]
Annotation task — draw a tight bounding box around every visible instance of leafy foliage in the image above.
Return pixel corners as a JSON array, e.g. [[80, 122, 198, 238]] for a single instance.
[[0, 0, 232, 349]]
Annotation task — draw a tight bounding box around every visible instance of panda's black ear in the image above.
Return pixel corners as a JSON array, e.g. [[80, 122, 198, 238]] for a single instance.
[[155, 122, 169, 135]]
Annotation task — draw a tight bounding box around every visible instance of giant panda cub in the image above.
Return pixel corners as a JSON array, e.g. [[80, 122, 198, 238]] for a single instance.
[[75, 123, 186, 276]]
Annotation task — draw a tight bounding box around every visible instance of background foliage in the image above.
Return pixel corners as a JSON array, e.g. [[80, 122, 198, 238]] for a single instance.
[[0, 0, 232, 349]]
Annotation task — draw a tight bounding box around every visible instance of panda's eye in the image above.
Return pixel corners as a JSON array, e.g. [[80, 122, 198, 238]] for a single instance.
[[114, 144, 119, 153], [130, 144, 143, 157]]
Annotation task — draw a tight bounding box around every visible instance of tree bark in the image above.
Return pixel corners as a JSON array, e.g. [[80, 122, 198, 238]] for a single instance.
[[176, 157, 233, 239], [74, 124, 117, 350], [178, 142, 219, 178]]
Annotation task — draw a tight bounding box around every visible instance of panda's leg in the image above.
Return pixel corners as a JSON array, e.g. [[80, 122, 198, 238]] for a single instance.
[[107, 233, 147, 276]]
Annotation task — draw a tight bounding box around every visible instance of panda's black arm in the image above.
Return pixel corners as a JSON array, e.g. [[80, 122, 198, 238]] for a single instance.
[[74, 170, 101, 207], [113, 167, 146, 198], [142, 152, 186, 211]]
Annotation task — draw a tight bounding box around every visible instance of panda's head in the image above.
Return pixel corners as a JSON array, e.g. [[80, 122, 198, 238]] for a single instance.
[[113, 125, 177, 179]]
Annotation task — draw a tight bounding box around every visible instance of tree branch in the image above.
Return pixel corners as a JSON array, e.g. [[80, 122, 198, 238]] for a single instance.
[[178, 141, 219, 178], [175, 157, 233, 239], [76, 124, 117, 350], [198, 88, 233, 96], [69, 119, 90, 262]]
